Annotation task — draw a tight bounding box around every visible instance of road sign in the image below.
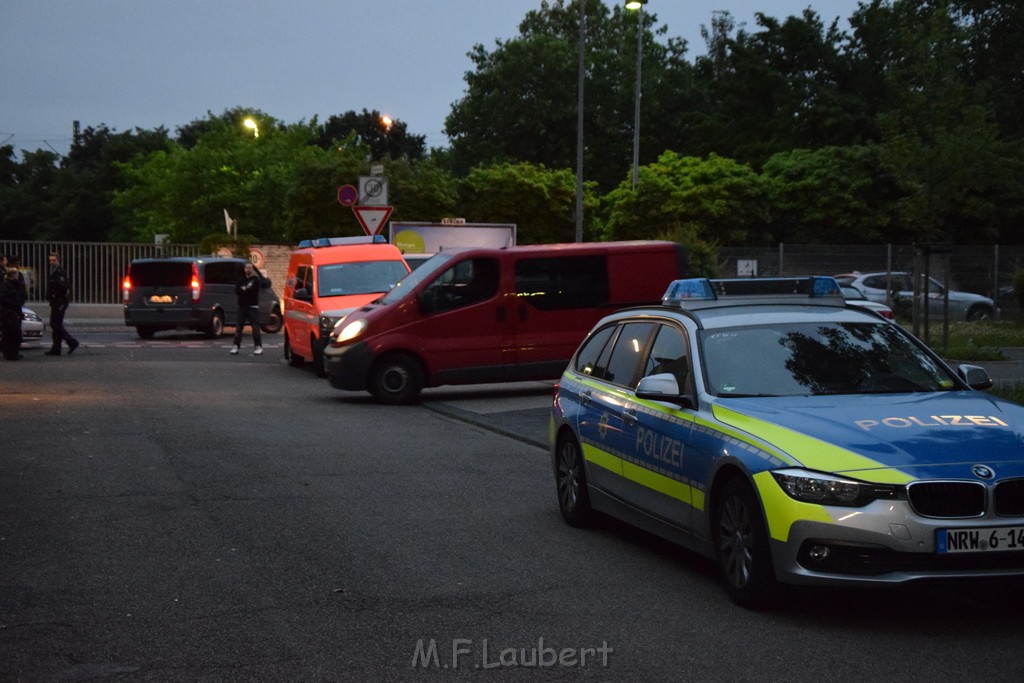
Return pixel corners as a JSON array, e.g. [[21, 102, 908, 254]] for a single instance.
[[337, 184, 358, 207], [353, 206, 394, 236], [358, 176, 388, 206]]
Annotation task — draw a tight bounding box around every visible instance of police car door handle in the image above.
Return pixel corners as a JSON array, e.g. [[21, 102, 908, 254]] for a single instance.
[[580, 390, 593, 406], [622, 408, 638, 426]]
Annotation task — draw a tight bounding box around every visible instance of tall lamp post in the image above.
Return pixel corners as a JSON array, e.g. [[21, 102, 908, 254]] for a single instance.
[[575, 0, 586, 242], [625, 0, 646, 189]]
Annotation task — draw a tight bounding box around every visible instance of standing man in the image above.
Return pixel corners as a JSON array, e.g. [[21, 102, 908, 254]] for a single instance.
[[230, 262, 263, 356], [1, 266, 26, 360], [45, 251, 79, 356]]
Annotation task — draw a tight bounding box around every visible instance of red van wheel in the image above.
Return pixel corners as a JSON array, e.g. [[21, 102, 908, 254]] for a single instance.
[[368, 355, 424, 405]]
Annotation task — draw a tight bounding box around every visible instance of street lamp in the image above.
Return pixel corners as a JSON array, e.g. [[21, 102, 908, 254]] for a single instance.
[[625, 0, 646, 189], [243, 118, 259, 138]]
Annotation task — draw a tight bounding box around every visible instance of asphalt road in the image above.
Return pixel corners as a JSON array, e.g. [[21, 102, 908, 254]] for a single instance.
[[4, 325, 1024, 680]]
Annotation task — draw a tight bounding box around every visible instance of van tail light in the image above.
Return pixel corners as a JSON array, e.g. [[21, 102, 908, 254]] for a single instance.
[[191, 263, 201, 303], [122, 275, 131, 303]]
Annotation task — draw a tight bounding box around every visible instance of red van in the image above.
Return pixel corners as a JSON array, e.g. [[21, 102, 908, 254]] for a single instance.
[[324, 241, 688, 403]]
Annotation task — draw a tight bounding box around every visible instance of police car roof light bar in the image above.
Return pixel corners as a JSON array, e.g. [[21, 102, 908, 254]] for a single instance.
[[295, 235, 387, 248], [662, 276, 845, 309]]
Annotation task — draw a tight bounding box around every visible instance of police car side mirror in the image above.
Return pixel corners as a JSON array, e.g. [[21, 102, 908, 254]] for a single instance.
[[957, 364, 994, 391], [636, 373, 696, 410]]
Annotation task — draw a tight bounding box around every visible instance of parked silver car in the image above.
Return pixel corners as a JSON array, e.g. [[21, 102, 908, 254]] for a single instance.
[[835, 272, 996, 321]]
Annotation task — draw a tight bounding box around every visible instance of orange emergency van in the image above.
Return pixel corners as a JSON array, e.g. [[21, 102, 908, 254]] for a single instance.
[[283, 236, 410, 376]]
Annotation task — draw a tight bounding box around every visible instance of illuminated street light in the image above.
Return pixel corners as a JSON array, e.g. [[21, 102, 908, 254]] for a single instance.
[[243, 118, 259, 138], [380, 115, 394, 131], [625, 0, 647, 189]]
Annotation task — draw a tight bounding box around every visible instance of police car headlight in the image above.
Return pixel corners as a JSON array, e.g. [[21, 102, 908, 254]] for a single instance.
[[334, 319, 367, 344], [771, 469, 898, 507]]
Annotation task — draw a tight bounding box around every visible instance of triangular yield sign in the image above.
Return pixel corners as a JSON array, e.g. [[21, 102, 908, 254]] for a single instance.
[[352, 205, 393, 236]]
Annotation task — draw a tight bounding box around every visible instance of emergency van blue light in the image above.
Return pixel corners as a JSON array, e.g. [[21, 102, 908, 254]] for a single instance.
[[662, 278, 717, 305]]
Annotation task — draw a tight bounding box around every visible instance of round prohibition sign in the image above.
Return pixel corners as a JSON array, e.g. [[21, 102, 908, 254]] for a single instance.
[[337, 184, 358, 206]]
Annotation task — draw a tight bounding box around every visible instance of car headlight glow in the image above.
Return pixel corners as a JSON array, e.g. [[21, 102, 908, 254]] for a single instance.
[[23, 310, 42, 323], [771, 468, 900, 507], [334, 319, 367, 344]]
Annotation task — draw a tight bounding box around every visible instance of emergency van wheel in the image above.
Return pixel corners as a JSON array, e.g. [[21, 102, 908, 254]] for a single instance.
[[206, 311, 224, 339], [368, 354, 423, 405], [713, 476, 778, 608], [555, 432, 592, 527], [285, 334, 305, 368]]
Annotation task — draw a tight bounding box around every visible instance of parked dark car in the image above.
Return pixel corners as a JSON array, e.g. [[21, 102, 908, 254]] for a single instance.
[[122, 257, 282, 339]]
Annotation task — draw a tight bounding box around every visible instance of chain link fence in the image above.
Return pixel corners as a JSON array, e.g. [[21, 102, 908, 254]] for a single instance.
[[718, 244, 1024, 318], [3, 240, 1023, 316]]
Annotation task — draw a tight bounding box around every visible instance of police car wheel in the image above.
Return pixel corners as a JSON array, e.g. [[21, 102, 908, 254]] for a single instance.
[[368, 354, 423, 405], [555, 433, 592, 527], [713, 476, 777, 608]]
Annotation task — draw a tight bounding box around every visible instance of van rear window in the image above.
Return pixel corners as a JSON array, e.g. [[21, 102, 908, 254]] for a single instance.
[[515, 255, 609, 310], [129, 262, 192, 287]]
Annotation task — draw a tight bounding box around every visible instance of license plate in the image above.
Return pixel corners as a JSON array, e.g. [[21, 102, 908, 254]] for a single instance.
[[936, 526, 1024, 553], [149, 295, 173, 303]]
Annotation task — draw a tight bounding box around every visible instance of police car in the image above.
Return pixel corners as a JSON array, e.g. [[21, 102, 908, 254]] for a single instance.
[[551, 276, 1024, 607]]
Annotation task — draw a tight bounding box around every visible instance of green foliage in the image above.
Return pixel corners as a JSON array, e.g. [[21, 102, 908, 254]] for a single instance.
[[602, 152, 770, 247], [456, 161, 599, 244], [762, 145, 905, 243], [1015, 270, 1024, 310]]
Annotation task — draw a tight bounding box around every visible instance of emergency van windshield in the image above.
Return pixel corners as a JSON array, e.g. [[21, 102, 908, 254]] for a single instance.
[[699, 321, 959, 397], [316, 261, 410, 297]]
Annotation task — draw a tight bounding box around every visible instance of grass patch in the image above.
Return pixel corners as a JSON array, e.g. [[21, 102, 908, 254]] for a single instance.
[[990, 381, 1024, 405], [904, 319, 1024, 361]]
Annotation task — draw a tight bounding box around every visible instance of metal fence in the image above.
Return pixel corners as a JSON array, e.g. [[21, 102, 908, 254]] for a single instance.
[[0, 240, 200, 304], [3, 240, 1023, 314]]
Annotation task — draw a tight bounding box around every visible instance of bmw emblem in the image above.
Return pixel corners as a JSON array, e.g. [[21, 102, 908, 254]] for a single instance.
[[972, 464, 995, 480]]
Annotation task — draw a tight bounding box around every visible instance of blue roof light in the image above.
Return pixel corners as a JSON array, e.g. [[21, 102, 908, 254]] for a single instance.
[[662, 278, 717, 305]]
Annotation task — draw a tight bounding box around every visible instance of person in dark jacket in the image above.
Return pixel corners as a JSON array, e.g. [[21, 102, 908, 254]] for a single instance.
[[1, 266, 26, 360], [230, 262, 263, 355], [45, 251, 79, 356]]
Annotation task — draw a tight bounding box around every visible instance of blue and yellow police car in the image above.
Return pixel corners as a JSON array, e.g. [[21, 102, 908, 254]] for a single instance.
[[550, 276, 1024, 606]]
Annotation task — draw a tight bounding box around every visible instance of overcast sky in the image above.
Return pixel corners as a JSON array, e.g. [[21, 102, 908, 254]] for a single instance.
[[1, 1, 862, 156]]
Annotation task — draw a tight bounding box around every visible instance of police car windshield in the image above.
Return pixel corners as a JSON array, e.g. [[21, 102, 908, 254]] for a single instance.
[[380, 253, 455, 304], [699, 321, 958, 397]]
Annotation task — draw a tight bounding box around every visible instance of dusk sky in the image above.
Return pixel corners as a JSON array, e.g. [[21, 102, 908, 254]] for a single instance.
[[2, 1, 861, 156]]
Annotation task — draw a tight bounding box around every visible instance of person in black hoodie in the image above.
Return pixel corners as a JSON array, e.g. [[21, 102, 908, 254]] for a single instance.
[[230, 262, 263, 356], [45, 252, 79, 356], [1, 267, 26, 360]]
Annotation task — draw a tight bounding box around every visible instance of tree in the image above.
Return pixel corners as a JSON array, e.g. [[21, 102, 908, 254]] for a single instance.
[[456, 161, 599, 244], [445, 0, 698, 191], [762, 145, 907, 244], [601, 152, 770, 248], [0, 147, 60, 240], [317, 109, 425, 162]]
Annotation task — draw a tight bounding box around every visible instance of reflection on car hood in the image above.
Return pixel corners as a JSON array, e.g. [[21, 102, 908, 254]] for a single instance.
[[713, 392, 1024, 479]]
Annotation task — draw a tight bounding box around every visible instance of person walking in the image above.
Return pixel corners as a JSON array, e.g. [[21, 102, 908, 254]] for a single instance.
[[1, 266, 26, 360], [230, 262, 263, 355], [45, 251, 79, 356]]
